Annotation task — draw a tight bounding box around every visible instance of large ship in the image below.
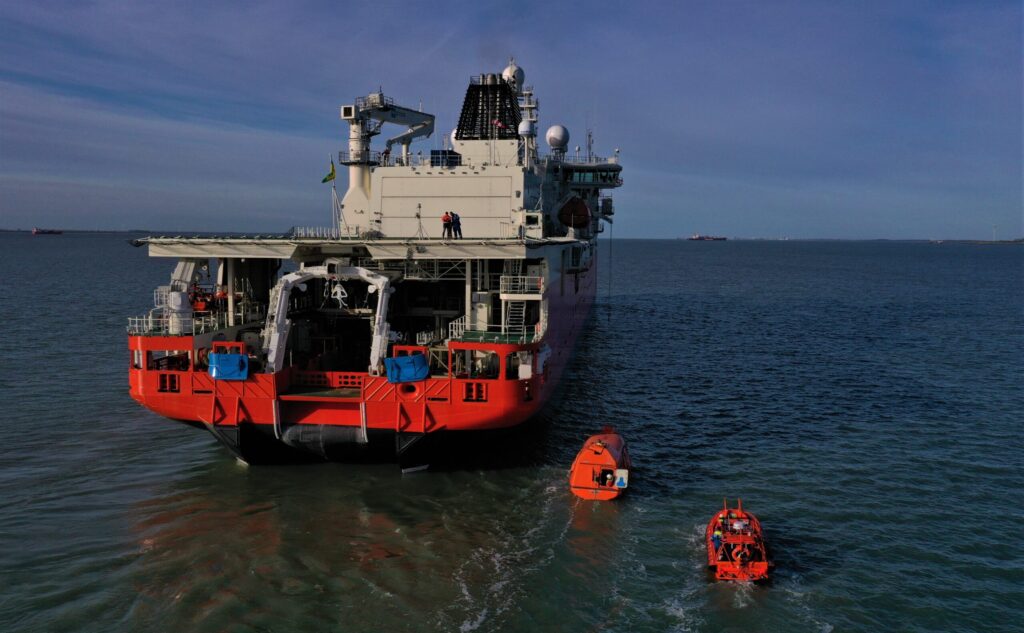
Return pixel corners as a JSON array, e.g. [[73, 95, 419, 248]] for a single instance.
[[687, 234, 726, 241], [127, 60, 622, 463]]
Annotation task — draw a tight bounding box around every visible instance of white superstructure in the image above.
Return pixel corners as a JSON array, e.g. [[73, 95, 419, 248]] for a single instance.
[[132, 59, 622, 373], [335, 60, 620, 242]]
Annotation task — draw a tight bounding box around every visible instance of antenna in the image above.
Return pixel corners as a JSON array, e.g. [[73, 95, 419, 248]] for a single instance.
[[413, 202, 428, 240]]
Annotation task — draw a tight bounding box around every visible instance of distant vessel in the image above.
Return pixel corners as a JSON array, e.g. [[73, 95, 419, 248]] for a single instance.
[[126, 59, 622, 463], [687, 234, 726, 241], [32, 228, 63, 235]]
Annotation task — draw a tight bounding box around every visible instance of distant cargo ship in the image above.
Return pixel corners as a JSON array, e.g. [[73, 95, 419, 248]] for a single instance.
[[687, 234, 726, 241], [32, 228, 63, 235]]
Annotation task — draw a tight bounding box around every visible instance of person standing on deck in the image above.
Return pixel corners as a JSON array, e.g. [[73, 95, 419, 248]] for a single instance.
[[451, 212, 463, 239], [441, 211, 452, 239]]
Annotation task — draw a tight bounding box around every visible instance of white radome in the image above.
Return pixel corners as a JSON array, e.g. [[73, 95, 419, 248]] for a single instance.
[[545, 125, 570, 150], [518, 120, 535, 137], [502, 59, 525, 89], [450, 128, 458, 147]]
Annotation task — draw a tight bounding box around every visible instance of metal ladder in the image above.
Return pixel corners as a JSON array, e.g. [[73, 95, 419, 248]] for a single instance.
[[505, 301, 526, 338], [502, 259, 526, 337]]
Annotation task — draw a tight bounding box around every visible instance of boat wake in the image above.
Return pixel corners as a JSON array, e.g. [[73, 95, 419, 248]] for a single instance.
[[438, 468, 573, 632]]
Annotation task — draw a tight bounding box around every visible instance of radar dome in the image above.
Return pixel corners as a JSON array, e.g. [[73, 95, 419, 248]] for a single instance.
[[502, 58, 525, 90], [518, 120, 535, 137], [545, 125, 570, 151], [450, 128, 458, 147]]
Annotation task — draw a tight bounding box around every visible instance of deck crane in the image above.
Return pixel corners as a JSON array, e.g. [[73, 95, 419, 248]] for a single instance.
[[339, 92, 435, 226]]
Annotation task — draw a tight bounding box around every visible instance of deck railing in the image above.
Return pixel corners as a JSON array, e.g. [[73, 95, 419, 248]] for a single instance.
[[415, 327, 446, 346], [456, 325, 538, 345], [288, 224, 356, 238], [499, 275, 544, 295], [127, 305, 266, 336], [448, 319, 541, 345], [448, 315, 467, 341], [542, 153, 620, 165]]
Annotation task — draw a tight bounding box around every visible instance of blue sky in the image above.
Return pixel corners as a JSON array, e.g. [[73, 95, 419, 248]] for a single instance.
[[0, 1, 1020, 238]]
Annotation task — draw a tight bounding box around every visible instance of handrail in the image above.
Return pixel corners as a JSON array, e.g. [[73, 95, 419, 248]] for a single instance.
[[355, 94, 395, 109], [290, 226, 361, 239], [127, 304, 267, 336], [499, 275, 543, 294], [448, 315, 467, 341], [339, 150, 382, 165], [449, 321, 543, 345], [454, 326, 538, 345], [541, 153, 620, 165]]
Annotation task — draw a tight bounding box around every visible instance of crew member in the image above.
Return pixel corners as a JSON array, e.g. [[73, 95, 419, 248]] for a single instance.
[[451, 212, 463, 239], [442, 212, 452, 238]]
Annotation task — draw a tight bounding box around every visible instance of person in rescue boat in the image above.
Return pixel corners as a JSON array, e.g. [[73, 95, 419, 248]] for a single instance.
[[732, 544, 750, 564], [712, 527, 723, 553]]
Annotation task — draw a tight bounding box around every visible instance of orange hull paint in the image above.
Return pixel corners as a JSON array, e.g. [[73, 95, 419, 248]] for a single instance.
[[568, 430, 631, 500], [128, 257, 600, 459], [705, 500, 771, 582]]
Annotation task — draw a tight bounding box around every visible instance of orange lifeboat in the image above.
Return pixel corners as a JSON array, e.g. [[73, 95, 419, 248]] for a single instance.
[[568, 427, 631, 500], [705, 499, 771, 582]]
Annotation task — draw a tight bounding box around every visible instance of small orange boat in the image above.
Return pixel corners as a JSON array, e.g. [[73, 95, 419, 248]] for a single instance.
[[705, 499, 771, 582], [568, 427, 631, 500]]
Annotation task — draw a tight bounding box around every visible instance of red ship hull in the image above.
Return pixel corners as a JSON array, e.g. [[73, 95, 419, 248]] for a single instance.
[[128, 256, 598, 462]]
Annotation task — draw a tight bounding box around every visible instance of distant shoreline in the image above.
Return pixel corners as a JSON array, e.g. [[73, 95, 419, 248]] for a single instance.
[[1, 228, 1020, 244]]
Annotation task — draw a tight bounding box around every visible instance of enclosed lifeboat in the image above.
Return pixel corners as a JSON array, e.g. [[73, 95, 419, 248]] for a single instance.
[[568, 427, 631, 500], [705, 499, 771, 582]]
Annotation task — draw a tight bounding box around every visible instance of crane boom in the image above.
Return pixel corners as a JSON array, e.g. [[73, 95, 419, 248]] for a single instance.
[[346, 92, 434, 163]]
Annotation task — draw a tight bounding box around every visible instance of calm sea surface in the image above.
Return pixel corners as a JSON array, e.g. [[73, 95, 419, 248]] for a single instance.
[[0, 234, 1021, 633]]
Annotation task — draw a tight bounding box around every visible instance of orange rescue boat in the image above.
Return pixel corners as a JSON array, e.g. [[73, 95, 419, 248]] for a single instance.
[[569, 427, 631, 500], [705, 499, 771, 582]]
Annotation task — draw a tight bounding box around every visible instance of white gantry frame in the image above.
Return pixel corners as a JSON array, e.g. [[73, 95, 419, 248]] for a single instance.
[[262, 260, 393, 375]]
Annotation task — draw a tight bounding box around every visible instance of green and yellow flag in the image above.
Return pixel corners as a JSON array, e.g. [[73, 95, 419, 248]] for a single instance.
[[321, 159, 336, 183]]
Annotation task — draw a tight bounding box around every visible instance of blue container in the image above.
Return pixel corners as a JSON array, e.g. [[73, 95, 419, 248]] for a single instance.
[[208, 353, 248, 381], [384, 353, 430, 383]]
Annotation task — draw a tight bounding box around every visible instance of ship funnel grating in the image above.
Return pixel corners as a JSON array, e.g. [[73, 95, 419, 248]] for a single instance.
[[455, 80, 521, 140]]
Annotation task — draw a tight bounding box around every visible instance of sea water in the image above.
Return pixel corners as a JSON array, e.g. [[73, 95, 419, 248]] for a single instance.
[[0, 234, 1020, 632]]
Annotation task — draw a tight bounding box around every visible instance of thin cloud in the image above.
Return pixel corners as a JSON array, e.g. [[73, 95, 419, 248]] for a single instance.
[[0, 1, 1019, 238]]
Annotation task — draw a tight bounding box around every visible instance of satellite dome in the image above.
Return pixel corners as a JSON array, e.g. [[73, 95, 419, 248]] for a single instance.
[[450, 128, 458, 146], [545, 125, 570, 151], [517, 120, 535, 137], [502, 58, 525, 90]]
